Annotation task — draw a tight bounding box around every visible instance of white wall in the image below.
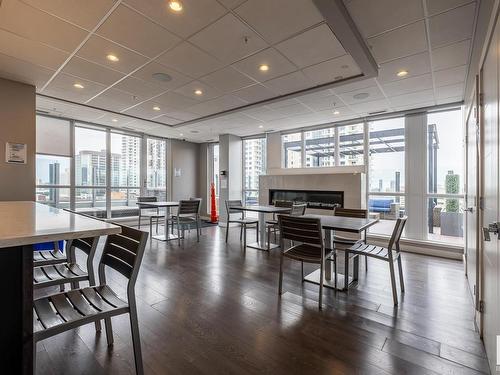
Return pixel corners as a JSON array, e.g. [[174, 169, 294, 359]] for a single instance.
[[218, 134, 242, 222], [169, 139, 200, 202]]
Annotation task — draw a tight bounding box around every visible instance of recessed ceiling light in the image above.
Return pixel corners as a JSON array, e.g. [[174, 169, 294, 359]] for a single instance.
[[397, 70, 409, 77], [194, 89, 203, 95], [152, 72, 172, 82], [111, 118, 118, 122], [106, 54, 119, 62], [353, 92, 369, 100], [168, 1, 182, 12], [153, 105, 161, 111], [73, 83, 84, 89], [259, 64, 269, 72], [259, 125, 264, 128], [179, 133, 184, 136], [333, 110, 340, 115]]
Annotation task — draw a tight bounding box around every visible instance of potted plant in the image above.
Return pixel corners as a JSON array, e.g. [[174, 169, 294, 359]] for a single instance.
[[440, 170, 463, 237]]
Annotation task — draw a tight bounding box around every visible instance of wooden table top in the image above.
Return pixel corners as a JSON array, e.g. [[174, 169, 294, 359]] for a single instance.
[[0, 202, 120, 248], [231, 205, 292, 213], [303, 214, 379, 233]]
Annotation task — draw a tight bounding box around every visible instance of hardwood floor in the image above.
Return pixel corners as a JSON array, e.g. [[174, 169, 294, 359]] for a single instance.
[[35, 226, 489, 374]]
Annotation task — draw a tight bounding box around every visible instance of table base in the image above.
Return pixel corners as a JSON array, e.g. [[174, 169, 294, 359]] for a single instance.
[[152, 233, 179, 241], [304, 269, 354, 291], [246, 241, 280, 251]]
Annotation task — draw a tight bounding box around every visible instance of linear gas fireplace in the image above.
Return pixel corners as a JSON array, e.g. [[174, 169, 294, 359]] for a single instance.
[[269, 189, 344, 210]]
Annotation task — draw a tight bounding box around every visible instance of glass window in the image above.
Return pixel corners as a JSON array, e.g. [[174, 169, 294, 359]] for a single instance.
[[305, 128, 335, 167], [427, 197, 464, 244], [75, 188, 107, 217], [75, 126, 107, 186], [368, 195, 405, 235], [369, 118, 405, 193], [243, 138, 266, 206], [338, 123, 364, 166], [111, 133, 141, 187], [282, 132, 302, 168], [111, 188, 140, 217], [146, 138, 167, 201], [36, 187, 70, 209], [36, 154, 70, 185], [36, 115, 71, 156]]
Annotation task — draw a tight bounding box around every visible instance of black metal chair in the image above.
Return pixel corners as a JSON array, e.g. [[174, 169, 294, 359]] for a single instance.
[[278, 215, 334, 309], [267, 203, 306, 249], [33, 224, 148, 374], [343, 216, 407, 305], [225, 200, 259, 248], [137, 196, 163, 234], [265, 200, 294, 243], [168, 199, 201, 245]]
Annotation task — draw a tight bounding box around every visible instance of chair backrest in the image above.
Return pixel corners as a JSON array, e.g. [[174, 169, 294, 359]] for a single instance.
[[333, 207, 368, 219], [137, 196, 158, 211], [388, 216, 407, 252], [279, 215, 323, 247], [274, 200, 294, 208], [99, 224, 148, 286], [178, 199, 201, 216], [290, 203, 307, 216]]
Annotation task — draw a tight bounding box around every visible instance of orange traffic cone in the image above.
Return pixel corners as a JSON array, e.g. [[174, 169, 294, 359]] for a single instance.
[[210, 182, 218, 223]]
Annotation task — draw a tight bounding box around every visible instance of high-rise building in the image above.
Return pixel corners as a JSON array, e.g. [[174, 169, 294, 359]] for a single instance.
[[120, 136, 141, 187], [75, 150, 120, 186]]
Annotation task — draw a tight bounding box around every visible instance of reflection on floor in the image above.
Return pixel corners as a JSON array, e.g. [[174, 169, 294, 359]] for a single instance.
[[35, 226, 486, 374]]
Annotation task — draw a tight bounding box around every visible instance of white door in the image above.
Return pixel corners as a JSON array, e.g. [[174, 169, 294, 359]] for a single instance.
[[465, 77, 480, 324], [480, 18, 500, 372]]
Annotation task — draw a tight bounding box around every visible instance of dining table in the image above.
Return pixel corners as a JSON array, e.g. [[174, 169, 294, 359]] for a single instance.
[[0, 201, 121, 375], [301, 214, 379, 291], [136, 201, 179, 241], [231, 205, 292, 250]]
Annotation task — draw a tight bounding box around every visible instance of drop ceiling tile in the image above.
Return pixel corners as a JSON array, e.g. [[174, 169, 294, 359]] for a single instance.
[[241, 107, 287, 122], [200, 66, 255, 93], [388, 89, 435, 107], [332, 77, 377, 94], [0, 29, 69, 70], [337, 85, 385, 105], [97, 4, 180, 57], [431, 39, 471, 71], [217, 0, 246, 8], [434, 65, 467, 87], [87, 88, 141, 112], [275, 24, 345, 68], [123, 100, 168, 119], [298, 92, 340, 112], [95, 113, 134, 127], [174, 81, 222, 101], [382, 74, 433, 97], [124, 0, 227, 38], [234, 0, 323, 44], [272, 102, 312, 116], [378, 52, 431, 83], [0, 0, 87, 52], [152, 114, 183, 125], [0, 52, 55, 89], [189, 13, 267, 64], [428, 3, 476, 48], [349, 99, 392, 115], [435, 83, 464, 100], [316, 107, 354, 119], [266, 98, 301, 109], [132, 61, 192, 90], [164, 110, 200, 121], [112, 76, 165, 99], [232, 84, 276, 103], [155, 91, 199, 109], [436, 95, 462, 105], [44, 73, 108, 102], [346, 0, 423, 38], [232, 48, 297, 82], [426, 0, 474, 16], [265, 71, 313, 95], [156, 42, 224, 78], [394, 100, 435, 112], [367, 21, 427, 63], [62, 56, 124, 86], [77, 35, 148, 74], [123, 119, 163, 131], [302, 55, 361, 85], [188, 95, 246, 116], [19, 0, 116, 30]]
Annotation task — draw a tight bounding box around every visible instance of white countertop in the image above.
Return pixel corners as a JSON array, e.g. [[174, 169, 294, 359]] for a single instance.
[[0, 201, 121, 248]]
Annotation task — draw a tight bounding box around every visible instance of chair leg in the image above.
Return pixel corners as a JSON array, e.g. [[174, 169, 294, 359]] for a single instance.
[[138, 216, 141, 229], [344, 251, 349, 291], [177, 218, 181, 246], [196, 220, 200, 242], [301, 261, 304, 280], [278, 253, 284, 295], [149, 218, 153, 235], [256, 222, 259, 243], [243, 224, 247, 248], [334, 251, 338, 290], [156, 218, 159, 234], [389, 261, 398, 305], [365, 255, 368, 271], [267, 226, 271, 250], [319, 261, 324, 309], [129, 306, 144, 375], [104, 317, 114, 346], [225, 222, 230, 243], [240, 225, 243, 242], [397, 256, 405, 293]]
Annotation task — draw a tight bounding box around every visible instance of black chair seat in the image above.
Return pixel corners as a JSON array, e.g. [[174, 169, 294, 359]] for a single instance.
[[33, 263, 88, 289], [33, 250, 67, 266], [284, 244, 333, 263], [333, 234, 363, 246], [34, 285, 128, 342], [266, 219, 278, 225]]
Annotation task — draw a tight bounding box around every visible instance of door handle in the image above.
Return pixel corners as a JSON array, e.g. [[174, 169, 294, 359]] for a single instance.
[[483, 222, 500, 241], [464, 207, 474, 213]]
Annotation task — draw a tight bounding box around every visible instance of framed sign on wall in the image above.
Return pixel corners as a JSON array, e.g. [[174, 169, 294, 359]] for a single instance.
[[5, 142, 27, 164]]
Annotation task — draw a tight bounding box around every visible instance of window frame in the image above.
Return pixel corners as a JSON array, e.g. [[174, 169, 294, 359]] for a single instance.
[[242, 136, 267, 206]]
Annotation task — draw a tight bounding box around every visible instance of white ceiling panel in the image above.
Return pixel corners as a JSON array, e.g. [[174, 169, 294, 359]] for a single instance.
[[382, 74, 433, 97], [367, 21, 427, 63], [188, 95, 246, 116], [241, 107, 287, 122], [425, 0, 473, 16], [232, 48, 297, 82], [44, 73, 108, 103], [272, 102, 312, 116], [434, 65, 467, 87], [0, 53, 55, 89], [124, 0, 227, 39], [112, 76, 164, 99], [265, 71, 313, 95], [234, 0, 324, 44], [97, 4, 180, 57], [388, 89, 435, 107], [76, 35, 148, 74], [19, 0, 116, 30], [87, 88, 141, 112], [346, 0, 423, 38], [431, 39, 471, 71], [152, 114, 183, 125], [123, 100, 168, 119], [155, 91, 199, 109], [428, 3, 476, 48], [332, 77, 377, 94], [156, 42, 224, 78], [298, 92, 341, 112], [435, 83, 464, 100], [174, 80, 222, 101], [214, 0, 246, 9], [232, 84, 276, 103], [0, 0, 87, 52], [163, 110, 200, 121], [200, 66, 255, 93], [62, 57, 124, 86], [0, 29, 69, 70], [337, 85, 386, 105], [302, 55, 361, 85], [189, 14, 268, 64], [94, 112, 134, 126], [132, 61, 191, 91], [275, 24, 346, 68], [349, 99, 391, 115], [436, 95, 462, 105], [377, 52, 431, 83]]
